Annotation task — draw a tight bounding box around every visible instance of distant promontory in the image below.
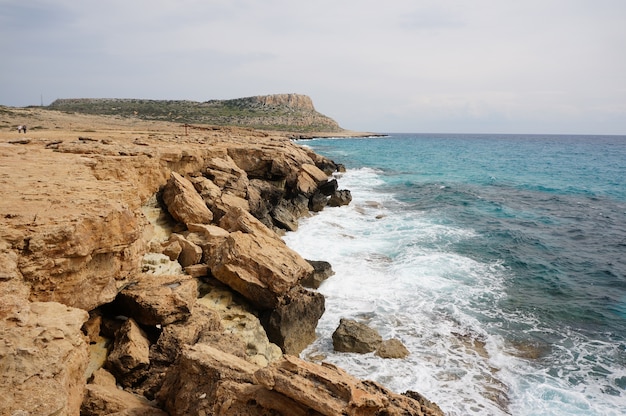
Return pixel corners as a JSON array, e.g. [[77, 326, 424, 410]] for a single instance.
[[48, 94, 343, 133]]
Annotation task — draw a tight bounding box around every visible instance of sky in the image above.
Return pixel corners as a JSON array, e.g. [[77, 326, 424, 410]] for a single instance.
[[1, 0, 626, 134]]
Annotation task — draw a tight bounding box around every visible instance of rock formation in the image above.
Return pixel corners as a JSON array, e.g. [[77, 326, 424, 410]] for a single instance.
[[0, 106, 442, 416], [333, 318, 410, 359]]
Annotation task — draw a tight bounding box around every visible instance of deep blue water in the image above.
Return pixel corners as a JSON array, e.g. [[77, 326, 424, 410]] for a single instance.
[[285, 133, 626, 416]]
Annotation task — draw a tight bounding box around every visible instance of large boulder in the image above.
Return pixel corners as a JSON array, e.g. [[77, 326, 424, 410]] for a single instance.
[[0, 299, 89, 416], [255, 355, 443, 415], [157, 344, 260, 416], [209, 208, 313, 309], [332, 318, 383, 354], [261, 286, 325, 355], [204, 156, 250, 198], [162, 172, 213, 226], [116, 273, 197, 326]]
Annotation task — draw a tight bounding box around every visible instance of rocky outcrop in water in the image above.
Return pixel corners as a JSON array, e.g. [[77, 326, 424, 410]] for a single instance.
[[0, 108, 441, 416]]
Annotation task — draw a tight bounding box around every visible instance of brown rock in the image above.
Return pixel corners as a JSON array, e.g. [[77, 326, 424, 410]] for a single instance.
[[332, 318, 383, 353], [302, 260, 334, 289], [209, 231, 312, 310], [0, 299, 89, 416], [376, 338, 410, 359], [82, 369, 168, 416], [262, 286, 325, 355], [106, 318, 151, 387], [116, 273, 197, 326], [328, 189, 353, 207], [161, 240, 182, 261], [162, 171, 213, 226], [168, 233, 203, 267], [204, 155, 250, 198], [157, 344, 259, 416], [301, 163, 329, 184], [255, 355, 437, 415]]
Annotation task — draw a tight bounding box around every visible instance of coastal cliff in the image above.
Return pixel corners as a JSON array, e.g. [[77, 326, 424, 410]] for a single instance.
[[0, 106, 443, 416]]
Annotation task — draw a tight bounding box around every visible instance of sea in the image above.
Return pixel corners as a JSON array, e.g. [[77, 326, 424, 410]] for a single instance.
[[283, 133, 626, 416]]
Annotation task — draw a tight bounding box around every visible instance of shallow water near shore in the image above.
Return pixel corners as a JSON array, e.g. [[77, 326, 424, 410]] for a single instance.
[[284, 134, 626, 416]]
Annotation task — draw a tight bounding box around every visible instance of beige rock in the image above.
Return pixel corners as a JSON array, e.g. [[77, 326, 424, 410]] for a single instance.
[[0, 299, 89, 416], [157, 344, 260, 416], [117, 273, 197, 326], [168, 233, 203, 267], [162, 240, 182, 261], [209, 231, 311, 310], [204, 155, 250, 198], [162, 172, 213, 226], [106, 318, 151, 387], [82, 369, 168, 416], [255, 355, 441, 415], [197, 285, 282, 366]]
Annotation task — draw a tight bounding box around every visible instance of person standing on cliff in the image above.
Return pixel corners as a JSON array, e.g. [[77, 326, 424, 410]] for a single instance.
[[17, 125, 27, 133]]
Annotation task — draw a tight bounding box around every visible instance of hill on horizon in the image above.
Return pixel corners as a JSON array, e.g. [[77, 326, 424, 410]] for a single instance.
[[46, 94, 343, 133]]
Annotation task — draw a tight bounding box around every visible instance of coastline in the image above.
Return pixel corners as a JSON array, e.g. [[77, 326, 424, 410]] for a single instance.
[[0, 107, 443, 415]]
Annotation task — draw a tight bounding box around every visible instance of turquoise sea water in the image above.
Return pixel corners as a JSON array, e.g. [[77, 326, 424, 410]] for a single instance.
[[284, 134, 626, 416]]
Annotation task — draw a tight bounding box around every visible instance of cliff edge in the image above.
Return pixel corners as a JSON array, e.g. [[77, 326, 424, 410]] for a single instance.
[[0, 106, 443, 416]]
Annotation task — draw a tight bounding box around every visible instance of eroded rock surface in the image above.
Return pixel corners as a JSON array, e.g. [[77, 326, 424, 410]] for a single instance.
[[0, 108, 441, 416]]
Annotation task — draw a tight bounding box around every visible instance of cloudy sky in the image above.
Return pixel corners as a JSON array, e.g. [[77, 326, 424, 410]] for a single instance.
[[1, 0, 625, 134]]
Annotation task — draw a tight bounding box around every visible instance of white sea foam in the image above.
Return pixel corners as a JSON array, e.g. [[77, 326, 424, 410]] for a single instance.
[[284, 167, 626, 416], [284, 168, 511, 415]]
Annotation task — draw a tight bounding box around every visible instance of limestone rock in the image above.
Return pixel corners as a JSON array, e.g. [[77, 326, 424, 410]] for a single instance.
[[106, 318, 151, 387], [328, 189, 353, 207], [302, 260, 334, 289], [302, 163, 329, 183], [0, 299, 89, 416], [255, 355, 438, 415], [198, 283, 282, 366], [209, 225, 313, 309], [204, 156, 250, 198], [332, 318, 383, 353], [82, 368, 168, 416], [162, 171, 213, 226], [157, 344, 259, 416], [376, 338, 410, 359], [262, 286, 325, 355], [168, 233, 203, 267], [116, 273, 197, 326]]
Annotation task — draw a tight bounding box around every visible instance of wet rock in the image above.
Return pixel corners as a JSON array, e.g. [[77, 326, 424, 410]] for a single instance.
[[302, 260, 334, 289], [308, 191, 328, 212], [318, 178, 338, 196], [328, 189, 352, 207], [332, 318, 383, 353], [376, 338, 410, 359]]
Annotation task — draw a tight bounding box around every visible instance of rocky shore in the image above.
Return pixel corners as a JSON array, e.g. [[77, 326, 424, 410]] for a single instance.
[[0, 107, 444, 415]]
